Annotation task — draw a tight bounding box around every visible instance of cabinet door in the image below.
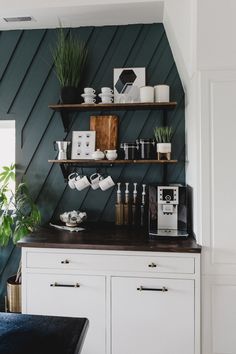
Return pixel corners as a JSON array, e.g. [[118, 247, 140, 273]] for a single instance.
[[111, 277, 194, 354], [24, 273, 106, 354]]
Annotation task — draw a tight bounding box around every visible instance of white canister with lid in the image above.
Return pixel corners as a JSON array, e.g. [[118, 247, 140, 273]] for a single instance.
[[92, 149, 105, 160], [140, 86, 154, 103], [154, 85, 170, 102]]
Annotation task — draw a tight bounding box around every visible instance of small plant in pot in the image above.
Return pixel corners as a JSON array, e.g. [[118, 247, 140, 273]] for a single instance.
[[52, 27, 88, 104], [0, 165, 41, 312], [154, 126, 173, 160]]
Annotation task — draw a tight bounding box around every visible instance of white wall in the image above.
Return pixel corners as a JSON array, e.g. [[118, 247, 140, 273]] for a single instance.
[[163, 0, 201, 240], [165, 1, 236, 353], [198, 0, 236, 70], [198, 1, 236, 353], [164, 0, 197, 78]]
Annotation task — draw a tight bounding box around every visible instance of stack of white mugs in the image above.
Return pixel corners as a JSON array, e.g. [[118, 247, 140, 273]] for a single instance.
[[81, 87, 114, 104]]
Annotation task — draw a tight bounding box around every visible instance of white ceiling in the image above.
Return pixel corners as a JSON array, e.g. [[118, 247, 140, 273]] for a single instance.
[[0, 0, 164, 30]]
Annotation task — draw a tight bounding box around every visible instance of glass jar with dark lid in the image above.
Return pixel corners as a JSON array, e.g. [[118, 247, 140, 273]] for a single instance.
[[121, 142, 139, 160], [136, 138, 156, 159]]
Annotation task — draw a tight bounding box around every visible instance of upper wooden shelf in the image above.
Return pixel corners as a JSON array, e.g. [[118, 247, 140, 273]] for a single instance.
[[49, 102, 177, 132], [49, 102, 177, 112]]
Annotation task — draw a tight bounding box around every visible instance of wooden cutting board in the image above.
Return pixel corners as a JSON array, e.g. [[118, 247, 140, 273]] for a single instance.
[[90, 115, 119, 151]]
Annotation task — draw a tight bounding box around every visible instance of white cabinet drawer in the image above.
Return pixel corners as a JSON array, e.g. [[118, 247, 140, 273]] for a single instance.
[[26, 250, 195, 274]]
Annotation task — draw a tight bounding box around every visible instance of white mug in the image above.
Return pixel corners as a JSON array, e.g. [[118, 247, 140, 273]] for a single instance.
[[68, 173, 80, 189], [101, 87, 113, 94], [104, 150, 118, 161], [140, 86, 154, 103], [90, 173, 103, 190], [101, 96, 113, 103], [154, 85, 170, 102], [84, 87, 95, 94], [74, 176, 91, 191], [99, 176, 115, 191]]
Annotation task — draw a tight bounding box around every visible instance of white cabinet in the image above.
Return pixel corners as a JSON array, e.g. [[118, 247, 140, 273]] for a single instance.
[[111, 277, 194, 354], [25, 274, 105, 354], [24, 273, 106, 354], [21, 248, 200, 354]]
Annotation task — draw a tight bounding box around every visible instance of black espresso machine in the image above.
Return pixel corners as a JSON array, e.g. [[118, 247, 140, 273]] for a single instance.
[[149, 184, 188, 238]]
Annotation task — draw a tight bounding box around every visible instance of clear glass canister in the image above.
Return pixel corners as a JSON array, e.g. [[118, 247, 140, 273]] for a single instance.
[[121, 142, 139, 160], [136, 139, 156, 159]]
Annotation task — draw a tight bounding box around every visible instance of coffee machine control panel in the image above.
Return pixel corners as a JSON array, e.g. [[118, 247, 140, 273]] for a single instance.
[[158, 186, 179, 205]]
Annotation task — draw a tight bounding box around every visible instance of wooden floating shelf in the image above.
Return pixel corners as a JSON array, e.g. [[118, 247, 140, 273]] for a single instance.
[[49, 102, 177, 112], [49, 159, 178, 165]]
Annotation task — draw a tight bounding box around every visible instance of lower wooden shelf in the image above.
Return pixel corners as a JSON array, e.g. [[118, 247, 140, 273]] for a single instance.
[[48, 159, 178, 165], [48, 159, 178, 180]]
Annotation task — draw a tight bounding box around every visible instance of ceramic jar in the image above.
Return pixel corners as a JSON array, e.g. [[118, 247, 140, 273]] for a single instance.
[[92, 149, 105, 160]]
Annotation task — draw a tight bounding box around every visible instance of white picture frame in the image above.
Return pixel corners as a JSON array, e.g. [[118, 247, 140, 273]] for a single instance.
[[113, 67, 146, 103], [71, 131, 96, 160]]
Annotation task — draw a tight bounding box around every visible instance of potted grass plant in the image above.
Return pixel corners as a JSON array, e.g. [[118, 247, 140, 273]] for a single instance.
[[52, 27, 88, 104], [154, 126, 173, 160], [0, 164, 41, 312]]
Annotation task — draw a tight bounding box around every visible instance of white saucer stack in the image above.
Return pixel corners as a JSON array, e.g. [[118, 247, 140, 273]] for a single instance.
[[81, 87, 96, 104]]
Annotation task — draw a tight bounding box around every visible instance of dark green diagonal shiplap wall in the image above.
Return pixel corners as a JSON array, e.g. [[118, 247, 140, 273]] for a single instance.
[[0, 23, 185, 307]]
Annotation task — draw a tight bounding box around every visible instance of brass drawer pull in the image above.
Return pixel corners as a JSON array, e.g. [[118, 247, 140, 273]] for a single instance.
[[148, 262, 157, 268], [137, 286, 168, 292], [61, 259, 70, 264], [50, 282, 80, 288]]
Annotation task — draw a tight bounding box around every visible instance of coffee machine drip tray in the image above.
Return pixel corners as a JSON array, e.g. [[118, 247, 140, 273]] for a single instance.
[[150, 229, 189, 238]]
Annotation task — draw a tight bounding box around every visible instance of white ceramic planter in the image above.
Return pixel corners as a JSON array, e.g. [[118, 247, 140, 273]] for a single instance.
[[157, 143, 171, 160]]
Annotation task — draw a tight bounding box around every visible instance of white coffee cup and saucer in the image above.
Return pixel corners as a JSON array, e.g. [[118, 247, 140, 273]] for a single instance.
[[98, 94, 114, 104], [101, 87, 113, 94], [81, 93, 96, 104], [84, 87, 96, 95]]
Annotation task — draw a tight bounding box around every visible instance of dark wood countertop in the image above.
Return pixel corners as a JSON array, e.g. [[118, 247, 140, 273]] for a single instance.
[[17, 223, 201, 253]]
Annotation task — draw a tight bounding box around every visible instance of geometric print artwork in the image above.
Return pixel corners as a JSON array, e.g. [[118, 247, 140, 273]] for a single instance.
[[114, 67, 145, 103]]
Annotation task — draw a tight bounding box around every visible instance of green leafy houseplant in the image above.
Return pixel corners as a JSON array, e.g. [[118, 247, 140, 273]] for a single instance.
[[52, 28, 88, 103], [154, 126, 173, 143], [0, 164, 41, 247]]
